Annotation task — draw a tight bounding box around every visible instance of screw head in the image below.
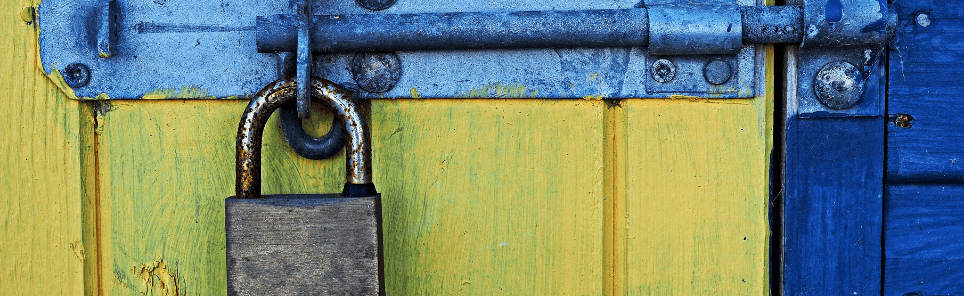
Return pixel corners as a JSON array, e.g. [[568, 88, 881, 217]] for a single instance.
[[813, 61, 863, 110], [63, 63, 90, 88], [355, 0, 396, 11], [650, 59, 676, 83], [703, 59, 733, 85], [350, 52, 402, 93]]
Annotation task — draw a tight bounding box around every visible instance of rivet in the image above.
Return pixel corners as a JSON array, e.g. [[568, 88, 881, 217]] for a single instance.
[[350, 52, 402, 93], [63, 63, 91, 88], [813, 61, 862, 110], [650, 59, 676, 83], [355, 0, 396, 11], [703, 59, 733, 85], [916, 13, 930, 27]]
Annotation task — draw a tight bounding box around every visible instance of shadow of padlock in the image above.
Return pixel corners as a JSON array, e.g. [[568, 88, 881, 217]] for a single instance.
[[225, 78, 381, 295]]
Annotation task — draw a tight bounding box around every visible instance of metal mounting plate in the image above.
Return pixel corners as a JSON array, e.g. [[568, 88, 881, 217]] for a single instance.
[[39, 0, 763, 100]]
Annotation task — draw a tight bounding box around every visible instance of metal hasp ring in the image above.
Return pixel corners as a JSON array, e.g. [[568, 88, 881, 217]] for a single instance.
[[278, 104, 347, 160], [236, 78, 376, 199]]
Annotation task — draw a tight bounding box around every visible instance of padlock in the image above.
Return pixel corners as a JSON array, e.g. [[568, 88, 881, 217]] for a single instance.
[[225, 77, 381, 295]]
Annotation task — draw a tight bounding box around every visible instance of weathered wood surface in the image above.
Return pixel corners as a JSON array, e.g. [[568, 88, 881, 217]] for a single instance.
[[884, 184, 964, 296], [783, 114, 884, 294], [3, 3, 774, 295], [225, 194, 380, 296], [0, 0, 87, 294], [887, 0, 964, 183]]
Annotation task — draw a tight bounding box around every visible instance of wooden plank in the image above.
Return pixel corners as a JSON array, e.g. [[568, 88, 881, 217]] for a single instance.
[[0, 0, 86, 294], [887, 0, 964, 183], [884, 184, 964, 296], [95, 99, 605, 295], [371, 99, 605, 295], [619, 95, 772, 293], [783, 116, 884, 295]]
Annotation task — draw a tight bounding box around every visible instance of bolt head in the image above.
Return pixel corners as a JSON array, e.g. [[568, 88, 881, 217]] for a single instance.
[[703, 59, 733, 85], [63, 63, 90, 88], [351, 52, 402, 93], [650, 59, 676, 83], [813, 61, 863, 110]]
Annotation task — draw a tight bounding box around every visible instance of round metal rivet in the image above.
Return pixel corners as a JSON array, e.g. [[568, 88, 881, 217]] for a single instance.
[[650, 59, 676, 83], [916, 13, 930, 27], [355, 0, 396, 11], [63, 63, 90, 88], [350, 52, 402, 93], [813, 61, 863, 110], [703, 59, 733, 85]]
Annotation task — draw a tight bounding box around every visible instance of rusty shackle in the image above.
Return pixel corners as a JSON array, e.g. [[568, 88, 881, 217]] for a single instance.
[[235, 77, 375, 199]]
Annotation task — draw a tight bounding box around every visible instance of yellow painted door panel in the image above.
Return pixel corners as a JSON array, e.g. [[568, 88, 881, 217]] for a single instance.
[[92, 99, 605, 295], [0, 1, 86, 294]]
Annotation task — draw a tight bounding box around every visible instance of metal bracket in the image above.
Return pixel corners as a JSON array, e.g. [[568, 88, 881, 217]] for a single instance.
[[795, 0, 896, 117], [37, 0, 892, 101]]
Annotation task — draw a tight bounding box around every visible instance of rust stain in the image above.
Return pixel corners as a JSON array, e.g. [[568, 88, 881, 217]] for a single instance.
[[132, 260, 179, 296], [892, 113, 914, 128]]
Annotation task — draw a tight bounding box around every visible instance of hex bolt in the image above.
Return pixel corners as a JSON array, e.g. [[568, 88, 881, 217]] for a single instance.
[[355, 0, 396, 11], [350, 52, 402, 93], [916, 13, 930, 27], [650, 59, 676, 83], [813, 61, 863, 110], [63, 63, 90, 88], [703, 59, 733, 85]]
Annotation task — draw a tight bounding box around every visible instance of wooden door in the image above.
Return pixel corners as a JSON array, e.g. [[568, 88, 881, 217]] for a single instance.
[[0, 1, 774, 295], [883, 0, 964, 294]]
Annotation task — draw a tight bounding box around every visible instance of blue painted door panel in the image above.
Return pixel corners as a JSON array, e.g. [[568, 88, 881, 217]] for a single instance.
[[885, 0, 964, 295]]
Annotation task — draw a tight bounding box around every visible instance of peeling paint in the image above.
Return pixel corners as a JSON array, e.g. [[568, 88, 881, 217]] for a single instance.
[[456, 82, 539, 98], [132, 260, 179, 296], [410, 87, 422, 98]]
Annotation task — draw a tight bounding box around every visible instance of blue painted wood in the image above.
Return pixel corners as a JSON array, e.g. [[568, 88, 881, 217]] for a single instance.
[[884, 184, 964, 296], [783, 116, 884, 295], [887, 0, 964, 183]]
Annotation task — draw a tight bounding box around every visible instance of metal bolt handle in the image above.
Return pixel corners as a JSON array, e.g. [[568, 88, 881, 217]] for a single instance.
[[236, 77, 375, 199]]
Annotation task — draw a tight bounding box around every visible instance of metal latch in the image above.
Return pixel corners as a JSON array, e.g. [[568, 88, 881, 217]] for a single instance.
[[38, 0, 895, 112]]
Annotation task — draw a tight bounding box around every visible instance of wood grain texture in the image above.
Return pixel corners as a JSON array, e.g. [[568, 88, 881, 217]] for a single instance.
[[225, 194, 380, 296], [94, 99, 605, 295], [887, 0, 964, 183], [783, 116, 884, 296], [0, 0, 86, 294], [619, 96, 771, 295], [884, 184, 964, 296], [372, 99, 605, 295]]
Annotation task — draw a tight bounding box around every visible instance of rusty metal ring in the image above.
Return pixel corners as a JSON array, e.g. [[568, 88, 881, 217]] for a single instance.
[[236, 78, 375, 199], [278, 102, 346, 160]]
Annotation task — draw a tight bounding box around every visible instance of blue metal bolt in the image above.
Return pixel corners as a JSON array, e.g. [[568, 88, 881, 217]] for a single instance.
[[63, 63, 90, 88]]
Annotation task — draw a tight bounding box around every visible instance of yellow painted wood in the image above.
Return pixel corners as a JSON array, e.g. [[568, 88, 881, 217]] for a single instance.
[[92, 99, 605, 295], [615, 48, 774, 295], [0, 0, 86, 293]]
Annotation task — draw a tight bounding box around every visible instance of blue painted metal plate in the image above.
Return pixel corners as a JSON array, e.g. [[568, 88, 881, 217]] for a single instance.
[[38, 0, 762, 99]]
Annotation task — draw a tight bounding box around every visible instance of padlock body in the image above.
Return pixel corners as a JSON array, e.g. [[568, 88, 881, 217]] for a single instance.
[[225, 194, 381, 296]]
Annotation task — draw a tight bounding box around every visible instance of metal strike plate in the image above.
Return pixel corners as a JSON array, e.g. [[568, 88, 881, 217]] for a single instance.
[[795, 0, 895, 118], [225, 194, 381, 295], [38, 0, 765, 100]]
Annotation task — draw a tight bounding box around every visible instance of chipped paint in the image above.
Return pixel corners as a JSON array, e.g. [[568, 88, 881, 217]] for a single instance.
[[410, 87, 422, 98], [133, 260, 179, 296], [456, 82, 539, 98]]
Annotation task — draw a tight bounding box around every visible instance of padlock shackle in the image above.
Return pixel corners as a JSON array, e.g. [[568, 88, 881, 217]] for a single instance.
[[236, 77, 374, 199]]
